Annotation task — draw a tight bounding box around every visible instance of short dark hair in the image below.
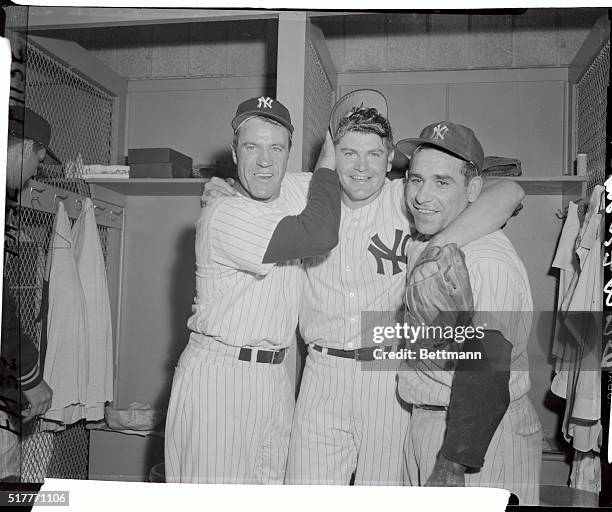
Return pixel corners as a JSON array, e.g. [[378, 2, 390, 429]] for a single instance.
[[232, 115, 293, 151], [410, 145, 479, 183], [333, 107, 394, 150]]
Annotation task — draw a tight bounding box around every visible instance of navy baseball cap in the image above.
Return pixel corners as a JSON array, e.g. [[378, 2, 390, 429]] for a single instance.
[[231, 96, 294, 134], [9, 106, 61, 164], [396, 121, 484, 173]]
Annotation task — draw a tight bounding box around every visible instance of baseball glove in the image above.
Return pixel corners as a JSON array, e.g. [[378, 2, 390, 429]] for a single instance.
[[404, 243, 474, 349]]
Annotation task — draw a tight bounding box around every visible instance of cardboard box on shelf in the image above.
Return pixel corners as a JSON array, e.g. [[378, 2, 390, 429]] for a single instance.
[[129, 163, 191, 179], [128, 148, 193, 172]]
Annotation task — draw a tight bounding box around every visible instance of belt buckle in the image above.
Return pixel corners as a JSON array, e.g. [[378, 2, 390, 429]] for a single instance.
[[270, 348, 279, 364]]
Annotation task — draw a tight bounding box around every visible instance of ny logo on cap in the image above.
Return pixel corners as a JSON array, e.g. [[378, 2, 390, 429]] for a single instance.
[[432, 123, 449, 140], [257, 96, 273, 109]]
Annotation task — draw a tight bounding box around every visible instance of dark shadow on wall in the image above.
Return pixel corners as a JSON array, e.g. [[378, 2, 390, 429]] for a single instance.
[[142, 224, 197, 479]]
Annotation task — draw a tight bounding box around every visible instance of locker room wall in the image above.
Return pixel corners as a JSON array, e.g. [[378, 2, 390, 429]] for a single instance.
[[90, 195, 201, 481], [36, 19, 278, 81], [314, 9, 603, 73], [126, 77, 274, 168]]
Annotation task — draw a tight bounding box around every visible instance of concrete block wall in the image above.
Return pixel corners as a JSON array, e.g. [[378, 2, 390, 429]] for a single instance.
[[39, 19, 278, 79], [316, 9, 603, 73], [34, 9, 604, 80]]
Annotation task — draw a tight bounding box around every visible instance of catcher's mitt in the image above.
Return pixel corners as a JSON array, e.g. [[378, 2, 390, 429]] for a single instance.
[[405, 243, 474, 349]]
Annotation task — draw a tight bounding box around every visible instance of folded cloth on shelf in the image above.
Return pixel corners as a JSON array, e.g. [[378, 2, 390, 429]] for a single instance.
[[104, 402, 163, 431], [64, 153, 130, 178], [82, 165, 130, 176], [84, 173, 130, 180], [482, 156, 522, 176]]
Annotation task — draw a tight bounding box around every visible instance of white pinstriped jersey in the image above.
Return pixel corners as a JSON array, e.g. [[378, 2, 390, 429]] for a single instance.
[[398, 230, 533, 406], [186, 173, 310, 349], [300, 179, 411, 349]]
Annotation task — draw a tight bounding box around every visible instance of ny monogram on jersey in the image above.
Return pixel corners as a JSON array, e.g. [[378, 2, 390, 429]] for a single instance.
[[301, 179, 410, 351], [367, 229, 410, 276]]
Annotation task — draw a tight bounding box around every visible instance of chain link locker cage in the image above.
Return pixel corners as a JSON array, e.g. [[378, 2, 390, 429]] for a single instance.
[[3, 6, 117, 482], [302, 40, 335, 174], [25, 43, 116, 196], [576, 39, 610, 195]]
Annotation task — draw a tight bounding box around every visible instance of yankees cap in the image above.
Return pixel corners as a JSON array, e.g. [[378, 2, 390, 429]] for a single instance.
[[329, 88, 409, 171], [329, 89, 389, 137], [232, 96, 294, 134], [396, 121, 484, 173], [9, 106, 61, 164]]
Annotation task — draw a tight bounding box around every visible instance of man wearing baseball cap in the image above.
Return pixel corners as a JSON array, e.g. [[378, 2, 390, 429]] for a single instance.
[[397, 122, 541, 504], [164, 96, 342, 483], [283, 98, 528, 485], [1, 106, 57, 481], [202, 91, 526, 485]]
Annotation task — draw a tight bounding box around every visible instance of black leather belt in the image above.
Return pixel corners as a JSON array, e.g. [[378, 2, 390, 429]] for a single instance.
[[311, 343, 405, 362], [238, 347, 287, 364], [414, 404, 447, 411]]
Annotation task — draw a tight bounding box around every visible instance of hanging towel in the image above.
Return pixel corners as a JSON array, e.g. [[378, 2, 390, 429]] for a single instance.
[[71, 198, 113, 421], [41, 202, 88, 431], [570, 450, 601, 493]]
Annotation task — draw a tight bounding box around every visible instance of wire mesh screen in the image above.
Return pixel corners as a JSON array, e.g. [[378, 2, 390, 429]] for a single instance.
[[576, 39, 610, 196], [5, 206, 110, 482], [302, 41, 334, 173], [24, 42, 116, 196]]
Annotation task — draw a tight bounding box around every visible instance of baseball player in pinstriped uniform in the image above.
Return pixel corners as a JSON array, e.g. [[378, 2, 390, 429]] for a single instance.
[[164, 97, 342, 484], [396, 122, 541, 504], [283, 94, 526, 485]]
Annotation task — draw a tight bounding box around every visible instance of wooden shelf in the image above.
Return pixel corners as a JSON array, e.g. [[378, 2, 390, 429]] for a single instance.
[[86, 178, 209, 196], [86, 175, 588, 197], [498, 176, 587, 196]]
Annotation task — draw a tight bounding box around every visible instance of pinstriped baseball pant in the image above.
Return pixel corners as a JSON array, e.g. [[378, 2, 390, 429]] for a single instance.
[[285, 345, 411, 485], [403, 394, 542, 505], [164, 336, 294, 484]]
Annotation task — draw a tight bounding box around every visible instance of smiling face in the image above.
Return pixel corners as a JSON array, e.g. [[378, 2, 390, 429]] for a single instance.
[[232, 116, 291, 202], [405, 147, 482, 235], [335, 131, 394, 209]]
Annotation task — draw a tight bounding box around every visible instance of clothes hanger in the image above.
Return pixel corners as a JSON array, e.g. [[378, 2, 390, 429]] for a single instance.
[[48, 194, 72, 249]]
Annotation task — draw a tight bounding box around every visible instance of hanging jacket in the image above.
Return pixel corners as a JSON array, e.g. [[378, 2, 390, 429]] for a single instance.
[[41, 201, 88, 431], [71, 198, 113, 421]]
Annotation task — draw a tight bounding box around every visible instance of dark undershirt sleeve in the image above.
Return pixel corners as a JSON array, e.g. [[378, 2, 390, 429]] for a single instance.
[[1, 283, 42, 399], [262, 168, 340, 263], [439, 330, 511, 468]]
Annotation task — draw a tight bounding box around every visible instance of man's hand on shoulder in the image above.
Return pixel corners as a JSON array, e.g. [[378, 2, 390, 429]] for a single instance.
[[201, 176, 237, 207], [425, 453, 466, 487], [315, 131, 336, 172]]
